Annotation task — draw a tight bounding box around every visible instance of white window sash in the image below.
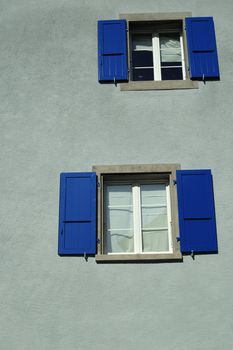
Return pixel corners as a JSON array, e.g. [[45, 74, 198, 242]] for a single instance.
[[152, 31, 185, 81], [166, 184, 173, 253], [105, 182, 173, 254]]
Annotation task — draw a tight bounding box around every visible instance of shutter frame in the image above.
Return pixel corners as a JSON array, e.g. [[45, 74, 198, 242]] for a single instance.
[[98, 19, 128, 82], [186, 17, 220, 79], [58, 172, 96, 255], [176, 169, 218, 254]]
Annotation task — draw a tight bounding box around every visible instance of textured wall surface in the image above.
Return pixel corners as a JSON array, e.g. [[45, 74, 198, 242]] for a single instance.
[[1, 1, 233, 349]]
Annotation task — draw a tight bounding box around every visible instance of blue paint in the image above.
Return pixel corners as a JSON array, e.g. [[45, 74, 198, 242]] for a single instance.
[[98, 20, 128, 82], [186, 17, 219, 79], [176, 169, 218, 254], [58, 172, 96, 255]]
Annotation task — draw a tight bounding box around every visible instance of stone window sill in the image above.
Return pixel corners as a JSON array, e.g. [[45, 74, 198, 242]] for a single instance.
[[120, 80, 198, 91]]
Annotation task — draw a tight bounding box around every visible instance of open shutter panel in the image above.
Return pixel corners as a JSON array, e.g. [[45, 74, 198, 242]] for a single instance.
[[185, 17, 219, 79], [98, 19, 128, 82], [176, 170, 218, 254], [58, 172, 96, 255]]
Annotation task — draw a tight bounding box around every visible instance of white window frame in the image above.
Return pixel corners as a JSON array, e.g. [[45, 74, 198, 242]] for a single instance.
[[152, 30, 186, 81], [104, 181, 173, 255], [132, 30, 186, 82], [93, 164, 183, 262]]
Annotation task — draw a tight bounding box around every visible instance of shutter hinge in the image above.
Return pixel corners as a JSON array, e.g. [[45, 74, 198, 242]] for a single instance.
[[173, 179, 177, 185], [176, 236, 180, 242], [97, 181, 101, 188], [97, 238, 101, 245]]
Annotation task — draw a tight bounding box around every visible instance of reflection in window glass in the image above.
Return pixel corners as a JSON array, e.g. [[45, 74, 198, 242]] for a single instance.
[[132, 34, 154, 81], [159, 33, 183, 80], [131, 29, 184, 81]]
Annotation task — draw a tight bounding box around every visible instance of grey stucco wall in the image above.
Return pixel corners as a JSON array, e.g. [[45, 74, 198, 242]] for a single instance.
[[1, 0, 233, 349]]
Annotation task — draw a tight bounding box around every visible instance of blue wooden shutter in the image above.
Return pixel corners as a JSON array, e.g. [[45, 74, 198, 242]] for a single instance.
[[185, 17, 219, 79], [58, 172, 96, 255], [98, 19, 128, 82], [176, 170, 218, 254]]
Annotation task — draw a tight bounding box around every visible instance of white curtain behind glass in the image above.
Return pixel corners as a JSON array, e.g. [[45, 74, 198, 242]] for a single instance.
[[105, 185, 134, 253], [141, 184, 169, 252]]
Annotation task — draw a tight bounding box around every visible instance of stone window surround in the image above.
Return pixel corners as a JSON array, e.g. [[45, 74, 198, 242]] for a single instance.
[[119, 12, 199, 91], [93, 164, 183, 262]]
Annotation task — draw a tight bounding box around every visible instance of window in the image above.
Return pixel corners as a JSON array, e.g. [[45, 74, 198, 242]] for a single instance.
[[130, 24, 186, 82], [104, 181, 172, 255], [98, 13, 220, 90], [94, 164, 182, 261], [124, 14, 189, 88], [58, 165, 218, 262]]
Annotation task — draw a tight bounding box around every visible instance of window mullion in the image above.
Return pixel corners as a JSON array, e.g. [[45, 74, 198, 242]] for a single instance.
[[132, 184, 142, 253], [152, 33, 161, 81], [138, 185, 143, 253], [166, 185, 173, 253]]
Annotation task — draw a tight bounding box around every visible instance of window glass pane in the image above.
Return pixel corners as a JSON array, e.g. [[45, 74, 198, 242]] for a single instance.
[[142, 229, 169, 252], [106, 185, 132, 206], [132, 51, 153, 68], [132, 34, 152, 51], [106, 230, 134, 253], [132, 68, 154, 81], [160, 33, 181, 63], [141, 184, 167, 206], [108, 207, 133, 230], [161, 62, 182, 67], [161, 52, 182, 63], [141, 207, 168, 229], [160, 33, 180, 48], [161, 67, 183, 80], [132, 34, 154, 81], [105, 185, 134, 253], [141, 184, 169, 252]]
